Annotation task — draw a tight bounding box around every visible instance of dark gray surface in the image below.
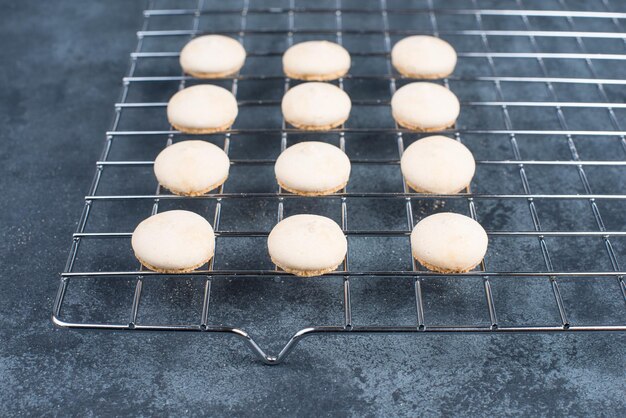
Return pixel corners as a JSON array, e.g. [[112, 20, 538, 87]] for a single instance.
[[1, 0, 626, 416]]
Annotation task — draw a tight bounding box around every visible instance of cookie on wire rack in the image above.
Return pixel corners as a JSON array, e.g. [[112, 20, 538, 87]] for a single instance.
[[268, 214, 347, 277], [179, 34, 246, 79], [391, 82, 460, 131], [283, 40, 351, 81], [132, 210, 216, 274], [410, 212, 488, 273], [401, 135, 475, 194], [281, 82, 351, 130], [167, 84, 238, 134], [392, 35, 457, 79], [154, 140, 230, 196], [275, 141, 351, 196]]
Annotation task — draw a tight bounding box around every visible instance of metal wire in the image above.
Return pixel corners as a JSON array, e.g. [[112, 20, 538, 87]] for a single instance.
[[52, 0, 626, 364]]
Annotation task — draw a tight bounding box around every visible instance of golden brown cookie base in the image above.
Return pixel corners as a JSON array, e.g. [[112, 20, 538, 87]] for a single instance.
[[404, 179, 469, 195], [184, 68, 241, 79], [284, 69, 349, 81], [277, 180, 347, 196], [272, 258, 343, 277], [161, 175, 228, 197], [394, 67, 454, 80], [136, 256, 212, 274], [285, 117, 348, 131], [413, 256, 481, 274], [394, 117, 455, 132], [170, 122, 234, 134]]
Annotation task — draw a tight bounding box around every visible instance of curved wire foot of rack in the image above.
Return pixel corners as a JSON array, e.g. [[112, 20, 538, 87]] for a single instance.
[[52, 312, 626, 365]]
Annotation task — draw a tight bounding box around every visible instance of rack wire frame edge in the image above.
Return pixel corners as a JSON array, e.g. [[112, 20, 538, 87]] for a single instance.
[[52, 0, 626, 364]]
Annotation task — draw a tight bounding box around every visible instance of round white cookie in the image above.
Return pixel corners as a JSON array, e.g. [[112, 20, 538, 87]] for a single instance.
[[275, 141, 351, 195], [167, 84, 238, 134], [154, 140, 230, 196], [132, 210, 215, 273], [410, 212, 488, 273], [391, 82, 460, 131], [268, 214, 347, 277], [180, 35, 246, 78], [283, 40, 351, 81], [401, 135, 475, 194], [282, 82, 351, 130], [392, 36, 457, 79]]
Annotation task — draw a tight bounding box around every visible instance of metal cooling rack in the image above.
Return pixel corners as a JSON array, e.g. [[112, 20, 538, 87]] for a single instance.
[[53, 0, 626, 364]]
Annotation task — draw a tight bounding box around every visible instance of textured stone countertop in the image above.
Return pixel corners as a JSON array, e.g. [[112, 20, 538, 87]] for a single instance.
[[0, 1, 625, 416]]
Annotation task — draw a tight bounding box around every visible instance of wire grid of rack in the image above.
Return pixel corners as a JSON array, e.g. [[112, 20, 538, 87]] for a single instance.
[[52, 0, 626, 364]]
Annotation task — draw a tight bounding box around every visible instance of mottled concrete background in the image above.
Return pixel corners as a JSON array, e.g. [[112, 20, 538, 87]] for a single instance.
[[1, 0, 625, 416]]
